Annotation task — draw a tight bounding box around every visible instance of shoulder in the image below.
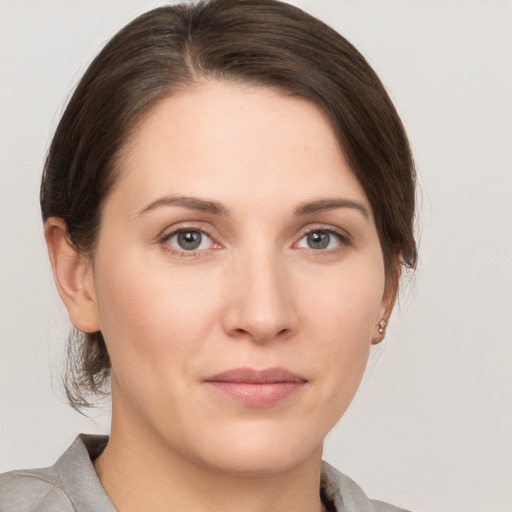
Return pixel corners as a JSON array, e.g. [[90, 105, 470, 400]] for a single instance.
[[0, 468, 74, 512], [0, 435, 113, 512], [321, 461, 413, 512]]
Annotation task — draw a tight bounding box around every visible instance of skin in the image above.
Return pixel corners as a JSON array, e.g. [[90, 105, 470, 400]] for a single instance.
[[45, 81, 395, 512]]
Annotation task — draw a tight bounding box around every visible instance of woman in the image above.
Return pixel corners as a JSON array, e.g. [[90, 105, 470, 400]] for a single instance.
[[0, 1, 416, 511]]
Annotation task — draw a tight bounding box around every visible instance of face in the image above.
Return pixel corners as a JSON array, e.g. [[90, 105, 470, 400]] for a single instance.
[[84, 81, 392, 474]]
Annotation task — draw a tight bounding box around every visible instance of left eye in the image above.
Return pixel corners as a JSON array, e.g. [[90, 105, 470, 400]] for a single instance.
[[296, 230, 342, 250], [165, 229, 213, 251]]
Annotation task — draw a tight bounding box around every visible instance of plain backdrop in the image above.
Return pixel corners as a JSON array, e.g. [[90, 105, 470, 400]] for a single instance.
[[1, 1, 511, 511]]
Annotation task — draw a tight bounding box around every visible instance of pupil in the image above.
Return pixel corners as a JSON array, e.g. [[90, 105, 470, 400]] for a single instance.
[[308, 231, 329, 250], [178, 231, 201, 250]]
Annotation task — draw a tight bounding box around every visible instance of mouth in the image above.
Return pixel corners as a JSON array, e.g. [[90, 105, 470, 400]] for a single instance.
[[203, 367, 308, 407]]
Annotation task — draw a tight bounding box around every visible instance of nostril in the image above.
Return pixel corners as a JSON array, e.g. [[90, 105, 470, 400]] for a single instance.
[[229, 326, 292, 343]]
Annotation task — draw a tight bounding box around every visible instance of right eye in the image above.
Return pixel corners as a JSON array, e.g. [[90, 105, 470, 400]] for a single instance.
[[164, 229, 214, 252]]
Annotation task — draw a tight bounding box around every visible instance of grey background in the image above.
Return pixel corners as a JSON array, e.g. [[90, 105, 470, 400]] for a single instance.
[[1, 1, 511, 511]]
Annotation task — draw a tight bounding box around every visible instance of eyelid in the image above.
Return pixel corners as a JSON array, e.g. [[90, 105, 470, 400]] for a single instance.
[[296, 223, 352, 241]]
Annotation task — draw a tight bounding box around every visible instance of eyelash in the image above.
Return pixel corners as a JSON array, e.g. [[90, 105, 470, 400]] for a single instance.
[[159, 224, 352, 257]]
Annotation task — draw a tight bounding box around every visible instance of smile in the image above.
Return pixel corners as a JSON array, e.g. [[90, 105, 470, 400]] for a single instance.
[[203, 367, 308, 407]]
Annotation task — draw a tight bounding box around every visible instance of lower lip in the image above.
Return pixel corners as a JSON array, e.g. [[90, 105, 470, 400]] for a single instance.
[[205, 381, 306, 407]]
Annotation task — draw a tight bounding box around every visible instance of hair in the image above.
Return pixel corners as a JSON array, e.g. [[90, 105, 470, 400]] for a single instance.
[[40, 0, 417, 410]]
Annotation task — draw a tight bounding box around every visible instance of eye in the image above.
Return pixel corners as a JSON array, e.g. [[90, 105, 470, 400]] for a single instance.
[[296, 229, 345, 251], [165, 229, 213, 252]]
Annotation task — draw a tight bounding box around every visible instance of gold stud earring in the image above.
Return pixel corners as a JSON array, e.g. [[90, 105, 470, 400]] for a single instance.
[[378, 320, 387, 334]]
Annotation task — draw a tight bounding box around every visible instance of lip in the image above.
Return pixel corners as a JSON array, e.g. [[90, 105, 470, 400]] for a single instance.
[[203, 367, 307, 407]]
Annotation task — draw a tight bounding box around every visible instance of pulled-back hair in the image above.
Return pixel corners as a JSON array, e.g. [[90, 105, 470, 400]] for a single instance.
[[40, 0, 416, 410]]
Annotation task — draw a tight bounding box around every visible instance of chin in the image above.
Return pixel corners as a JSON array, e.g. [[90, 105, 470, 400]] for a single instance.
[[184, 420, 325, 476]]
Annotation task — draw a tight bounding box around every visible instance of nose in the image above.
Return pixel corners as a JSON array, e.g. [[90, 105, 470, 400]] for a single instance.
[[222, 251, 298, 343]]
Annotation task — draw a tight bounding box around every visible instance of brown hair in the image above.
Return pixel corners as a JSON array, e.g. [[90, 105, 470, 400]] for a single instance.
[[40, 0, 416, 410]]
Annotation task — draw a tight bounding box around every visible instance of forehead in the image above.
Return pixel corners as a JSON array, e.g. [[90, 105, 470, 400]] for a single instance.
[[112, 80, 368, 211]]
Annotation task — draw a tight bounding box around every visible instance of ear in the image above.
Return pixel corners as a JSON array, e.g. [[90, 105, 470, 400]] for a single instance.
[[44, 217, 100, 333], [371, 255, 401, 345]]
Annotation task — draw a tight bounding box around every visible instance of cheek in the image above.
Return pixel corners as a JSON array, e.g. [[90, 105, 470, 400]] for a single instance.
[[304, 257, 386, 343], [301, 258, 385, 403], [91, 250, 222, 378]]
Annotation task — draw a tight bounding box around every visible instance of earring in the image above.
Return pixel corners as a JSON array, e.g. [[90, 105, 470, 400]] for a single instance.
[[378, 320, 387, 334]]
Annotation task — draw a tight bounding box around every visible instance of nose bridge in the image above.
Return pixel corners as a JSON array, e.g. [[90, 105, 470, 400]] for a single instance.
[[225, 242, 297, 342]]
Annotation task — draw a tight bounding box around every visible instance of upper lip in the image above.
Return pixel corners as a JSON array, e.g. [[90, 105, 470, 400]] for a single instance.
[[205, 367, 307, 384]]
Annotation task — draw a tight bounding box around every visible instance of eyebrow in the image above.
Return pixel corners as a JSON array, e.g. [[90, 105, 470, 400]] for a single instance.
[[138, 195, 230, 216], [138, 195, 369, 219], [294, 198, 370, 219]]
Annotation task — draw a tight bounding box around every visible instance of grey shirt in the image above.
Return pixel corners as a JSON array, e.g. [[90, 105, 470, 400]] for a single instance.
[[0, 435, 411, 512]]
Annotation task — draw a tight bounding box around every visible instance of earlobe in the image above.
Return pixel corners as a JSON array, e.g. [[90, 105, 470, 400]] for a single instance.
[[44, 217, 100, 333], [371, 256, 401, 345]]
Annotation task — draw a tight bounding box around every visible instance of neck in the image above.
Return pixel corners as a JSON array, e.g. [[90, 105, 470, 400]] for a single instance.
[[94, 400, 325, 512]]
